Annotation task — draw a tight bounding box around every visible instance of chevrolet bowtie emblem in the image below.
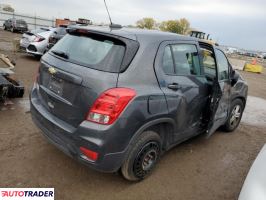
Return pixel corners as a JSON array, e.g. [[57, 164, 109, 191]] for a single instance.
[[48, 67, 57, 75]]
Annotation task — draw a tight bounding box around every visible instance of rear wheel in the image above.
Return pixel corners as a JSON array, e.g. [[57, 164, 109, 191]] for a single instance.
[[121, 131, 161, 181], [222, 99, 244, 132]]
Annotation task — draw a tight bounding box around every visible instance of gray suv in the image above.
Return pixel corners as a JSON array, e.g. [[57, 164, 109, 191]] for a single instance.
[[30, 26, 248, 181], [3, 18, 28, 33]]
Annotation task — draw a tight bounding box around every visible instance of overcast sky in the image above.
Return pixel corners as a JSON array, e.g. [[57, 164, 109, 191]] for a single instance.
[[2, 0, 266, 51]]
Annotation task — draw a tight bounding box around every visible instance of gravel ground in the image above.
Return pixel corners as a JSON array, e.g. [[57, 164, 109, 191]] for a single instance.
[[0, 29, 266, 200]]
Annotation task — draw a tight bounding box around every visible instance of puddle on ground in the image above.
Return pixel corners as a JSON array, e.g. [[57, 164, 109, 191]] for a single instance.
[[0, 99, 30, 112], [18, 99, 30, 112], [241, 96, 266, 127], [0, 41, 13, 51]]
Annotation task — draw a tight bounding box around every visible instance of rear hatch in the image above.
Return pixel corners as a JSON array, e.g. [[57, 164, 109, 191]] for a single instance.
[[37, 28, 139, 127], [16, 20, 27, 28], [21, 32, 36, 47]]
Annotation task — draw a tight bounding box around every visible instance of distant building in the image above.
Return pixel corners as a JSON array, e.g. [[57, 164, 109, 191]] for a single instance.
[[55, 18, 92, 27], [55, 18, 74, 27]]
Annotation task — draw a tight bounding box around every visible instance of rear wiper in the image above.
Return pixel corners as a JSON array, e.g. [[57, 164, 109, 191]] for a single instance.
[[51, 50, 69, 59]]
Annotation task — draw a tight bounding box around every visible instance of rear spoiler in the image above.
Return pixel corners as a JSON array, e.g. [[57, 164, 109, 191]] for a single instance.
[[24, 31, 34, 36]]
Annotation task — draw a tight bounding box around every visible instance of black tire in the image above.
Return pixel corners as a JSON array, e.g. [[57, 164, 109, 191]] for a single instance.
[[3, 25, 6, 30], [121, 131, 161, 181], [222, 99, 244, 132]]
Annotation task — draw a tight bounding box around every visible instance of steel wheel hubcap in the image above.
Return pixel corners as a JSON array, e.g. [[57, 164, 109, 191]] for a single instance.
[[133, 141, 160, 178], [142, 149, 157, 171], [230, 105, 241, 127]]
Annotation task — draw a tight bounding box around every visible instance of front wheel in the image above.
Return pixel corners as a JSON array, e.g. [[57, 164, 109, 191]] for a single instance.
[[121, 131, 161, 181], [222, 99, 244, 132]]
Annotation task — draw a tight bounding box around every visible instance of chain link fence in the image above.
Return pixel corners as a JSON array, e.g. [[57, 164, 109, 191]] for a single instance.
[[0, 11, 55, 30]]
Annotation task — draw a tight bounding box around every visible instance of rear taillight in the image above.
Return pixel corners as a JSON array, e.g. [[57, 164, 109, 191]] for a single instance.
[[86, 88, 136, 125], [34, 36, 45, 42]]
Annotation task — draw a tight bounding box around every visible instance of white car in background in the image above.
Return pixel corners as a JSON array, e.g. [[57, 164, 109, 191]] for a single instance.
[[20, 27, 56, 58], [20, 27, 52, 50]]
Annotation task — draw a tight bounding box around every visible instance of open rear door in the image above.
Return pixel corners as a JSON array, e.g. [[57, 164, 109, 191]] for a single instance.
[[200, 44, 231, 137]]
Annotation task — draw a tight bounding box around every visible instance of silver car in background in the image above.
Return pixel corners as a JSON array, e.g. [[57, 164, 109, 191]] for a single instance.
[[20, 27, 52, 51], [24, 28, 56, 58]]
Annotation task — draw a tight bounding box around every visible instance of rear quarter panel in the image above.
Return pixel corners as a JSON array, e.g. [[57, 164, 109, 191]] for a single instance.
[[230, 74, 248, 106], [116, 38, 170, 147]]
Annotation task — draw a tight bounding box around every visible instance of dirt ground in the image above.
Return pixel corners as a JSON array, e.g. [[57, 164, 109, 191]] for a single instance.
[[0, 29, 266, 200]]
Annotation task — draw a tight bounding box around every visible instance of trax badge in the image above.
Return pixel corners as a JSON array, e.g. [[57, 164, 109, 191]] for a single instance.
[[48, 67, 56, 75]]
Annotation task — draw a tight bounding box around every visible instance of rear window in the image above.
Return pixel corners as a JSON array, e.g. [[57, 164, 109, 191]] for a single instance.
[[16, 20, 26, 25], [50, 33, 126, 72], [31, 28, 50, 34]]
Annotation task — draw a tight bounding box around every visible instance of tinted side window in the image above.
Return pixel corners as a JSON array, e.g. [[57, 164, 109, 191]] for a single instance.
[[162, 45, 174, 74], [171, 44, 201, 75], [216, 50, 229, 80]]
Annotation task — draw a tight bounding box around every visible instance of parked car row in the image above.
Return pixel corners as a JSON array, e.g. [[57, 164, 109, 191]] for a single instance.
[[237, 51, 266, 59], [2, 18, 68, 59]]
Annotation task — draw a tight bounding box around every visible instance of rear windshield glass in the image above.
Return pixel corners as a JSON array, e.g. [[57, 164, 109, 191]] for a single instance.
[[31, 28, 50, 34], [50, 33, 126, 72], [16, 20, 26, 25]]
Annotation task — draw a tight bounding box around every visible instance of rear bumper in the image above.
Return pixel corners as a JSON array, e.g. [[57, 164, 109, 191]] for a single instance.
[[26, 42, 47, 56], [26, 44, 43, 56], [27, 50, 43, 56], [30, 85, 127, 173]]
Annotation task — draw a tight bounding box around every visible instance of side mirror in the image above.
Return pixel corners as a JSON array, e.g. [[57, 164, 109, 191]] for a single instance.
[[231, 70, 239, 85]]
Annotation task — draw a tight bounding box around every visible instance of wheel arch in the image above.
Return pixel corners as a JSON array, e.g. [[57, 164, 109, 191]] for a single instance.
[[130, 118, 175, 151], [232, 96, 246, 107]]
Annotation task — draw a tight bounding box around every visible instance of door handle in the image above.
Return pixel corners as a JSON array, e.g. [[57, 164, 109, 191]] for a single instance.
[[168, 83, 181, 90]]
